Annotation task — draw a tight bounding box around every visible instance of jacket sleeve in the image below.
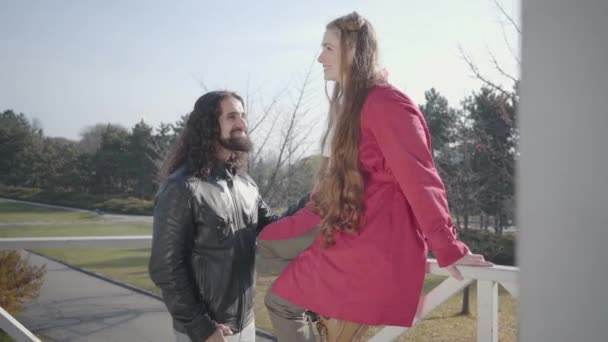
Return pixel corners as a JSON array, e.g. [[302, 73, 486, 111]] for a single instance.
[[364, 87, 469, 267], [256, 196, 279, 236], [258, 201, 321, 241], [148, 180, 217, 341], [256, 193, 316, 238]]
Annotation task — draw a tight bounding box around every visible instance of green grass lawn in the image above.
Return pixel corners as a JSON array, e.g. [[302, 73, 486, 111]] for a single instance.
[[0, 331, 14, 342], [1, 200, 518, 341], [40, 248, 156, 293], [0, 199, 99, 222]]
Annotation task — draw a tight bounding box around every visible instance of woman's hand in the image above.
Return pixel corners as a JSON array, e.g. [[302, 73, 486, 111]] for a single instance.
[[444, 253, 494, 281]]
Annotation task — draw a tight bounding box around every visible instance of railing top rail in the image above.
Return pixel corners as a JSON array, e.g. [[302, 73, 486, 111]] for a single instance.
[[426, 259, 518, 284], [0, 236, 518, 284], [0, 306, 41, 342]]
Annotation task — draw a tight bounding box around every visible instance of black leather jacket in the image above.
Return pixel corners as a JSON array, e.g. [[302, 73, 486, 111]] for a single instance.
[[148, 162, 306, 341]]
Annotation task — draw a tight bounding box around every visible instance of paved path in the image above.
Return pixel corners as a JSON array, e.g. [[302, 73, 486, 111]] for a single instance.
[[17, 252, 275, 341]]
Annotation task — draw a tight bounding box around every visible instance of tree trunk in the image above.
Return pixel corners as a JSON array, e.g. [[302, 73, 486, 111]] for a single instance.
[[497, 211, 504, 235]]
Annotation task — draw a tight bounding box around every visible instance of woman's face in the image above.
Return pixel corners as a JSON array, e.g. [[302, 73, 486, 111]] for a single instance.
[[317, 29, 342, 82]]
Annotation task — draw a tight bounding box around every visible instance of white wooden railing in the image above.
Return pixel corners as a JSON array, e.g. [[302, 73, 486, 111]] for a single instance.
[[370, 260, 518, 342], [0, 306, 40, 342], [0, 236, 518, 342]]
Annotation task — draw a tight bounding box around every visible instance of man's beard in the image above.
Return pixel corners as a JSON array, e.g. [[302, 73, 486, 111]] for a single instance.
[[219, 130, 252, 153]]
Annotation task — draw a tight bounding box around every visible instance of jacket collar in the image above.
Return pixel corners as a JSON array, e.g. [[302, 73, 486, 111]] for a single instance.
[[209, 159, 237, 179]]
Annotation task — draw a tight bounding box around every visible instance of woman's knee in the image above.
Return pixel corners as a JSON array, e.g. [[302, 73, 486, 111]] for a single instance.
[[264, 288, 278, 311], [265, 289, 306, 319]]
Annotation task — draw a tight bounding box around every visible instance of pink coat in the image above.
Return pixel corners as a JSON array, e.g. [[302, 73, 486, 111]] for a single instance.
[[259, 83, 469, 327]]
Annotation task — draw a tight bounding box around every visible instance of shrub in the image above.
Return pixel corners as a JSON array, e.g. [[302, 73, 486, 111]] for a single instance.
[[93, 197, 153, 215], [459, 229, 516, 266], [0, 252, 46, 315]]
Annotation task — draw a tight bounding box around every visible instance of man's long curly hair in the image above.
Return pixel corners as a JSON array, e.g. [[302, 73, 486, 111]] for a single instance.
[[160, 91, 246, 179], [312, 12, 381, 247]]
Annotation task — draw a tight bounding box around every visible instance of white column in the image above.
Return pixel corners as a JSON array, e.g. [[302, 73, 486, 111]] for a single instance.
[[518, 1, 608, 341]]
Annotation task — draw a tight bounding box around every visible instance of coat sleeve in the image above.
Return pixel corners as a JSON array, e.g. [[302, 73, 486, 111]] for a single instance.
[[363, 87, 469, 267]]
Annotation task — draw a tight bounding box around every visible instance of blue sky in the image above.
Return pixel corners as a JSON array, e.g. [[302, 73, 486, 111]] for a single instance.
[[0, 0, 520, 141]]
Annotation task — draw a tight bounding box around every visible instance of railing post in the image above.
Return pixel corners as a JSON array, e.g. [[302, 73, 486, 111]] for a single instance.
[[477, 280, 498, 342]]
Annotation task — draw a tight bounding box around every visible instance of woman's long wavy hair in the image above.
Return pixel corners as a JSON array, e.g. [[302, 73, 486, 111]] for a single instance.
[[312, 12, 382, 246], [160, 91, 246, 180]]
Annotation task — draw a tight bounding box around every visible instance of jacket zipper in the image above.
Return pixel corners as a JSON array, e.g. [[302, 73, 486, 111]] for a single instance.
[[227, 174, 245, 335]]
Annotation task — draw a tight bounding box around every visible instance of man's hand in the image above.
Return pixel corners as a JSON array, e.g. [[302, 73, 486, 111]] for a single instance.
[[217, 324, 233, 336], [444, 253, 494, 281], [205, 329, 227, 342]]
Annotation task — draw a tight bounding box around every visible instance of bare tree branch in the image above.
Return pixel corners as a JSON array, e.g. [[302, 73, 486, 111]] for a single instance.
[[456, 1, 521, 105], [292, 118, 318, 149], [251, 112, 280, 164], [245, 76, 253, 124], [249, 85, 288, 134], [498, 17, 522, 66], [191, 73, 209, 92], [459, 45, 516, 101], [261, 58, 316, 198], [493, 0, 521, 34], [247, 81, 295, 167], [487, 49, 519, 84], [268, 154, 314, 204]]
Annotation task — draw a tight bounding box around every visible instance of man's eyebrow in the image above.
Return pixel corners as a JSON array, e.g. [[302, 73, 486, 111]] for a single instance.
[[226, 111, 246, 116]]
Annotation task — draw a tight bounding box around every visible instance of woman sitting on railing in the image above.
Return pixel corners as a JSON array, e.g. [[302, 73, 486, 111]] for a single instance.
[[258, 11, 492, 342]]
